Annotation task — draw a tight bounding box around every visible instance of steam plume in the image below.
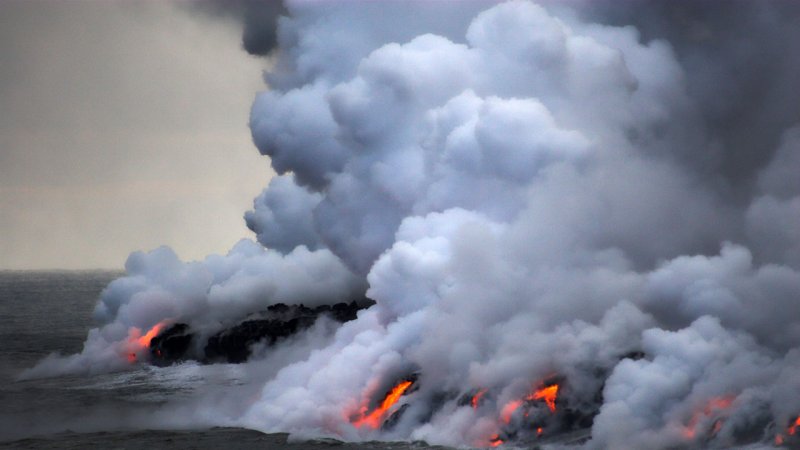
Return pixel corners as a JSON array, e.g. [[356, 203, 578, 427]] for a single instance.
[[26, 1, 800, 448]]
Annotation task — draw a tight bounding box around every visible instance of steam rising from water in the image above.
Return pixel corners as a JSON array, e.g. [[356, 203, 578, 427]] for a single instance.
[[26, 1, 800, 448]]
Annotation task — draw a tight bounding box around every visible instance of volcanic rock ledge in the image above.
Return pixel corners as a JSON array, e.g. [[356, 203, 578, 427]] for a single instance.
[[149, 299, 373, 365]]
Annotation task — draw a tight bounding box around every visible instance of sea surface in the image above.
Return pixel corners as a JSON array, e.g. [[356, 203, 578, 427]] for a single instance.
[[0, 271, 451, 450]]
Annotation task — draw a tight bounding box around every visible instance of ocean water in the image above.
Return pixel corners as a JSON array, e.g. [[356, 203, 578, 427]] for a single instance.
[[0, 271, 449, 449]]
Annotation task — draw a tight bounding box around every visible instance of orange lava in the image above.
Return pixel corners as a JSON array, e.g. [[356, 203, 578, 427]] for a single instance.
[[682, 396, 734, 439], [776, 415, 800, 445], [352, 380, 414, 429], [488, 435, 503, 447], [500, 399, 523, 424], [530, 384, 559, 412], [125, 321, 167, 364], [471, 389, 487, 409], [136, 322, 165, 347], [789, 416, 800, 435], [485, 380, 560, 446], [500, 382, 559, 424]]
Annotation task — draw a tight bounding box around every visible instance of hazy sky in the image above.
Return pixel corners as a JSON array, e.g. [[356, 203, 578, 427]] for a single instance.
[[0, 1, 272, 270]]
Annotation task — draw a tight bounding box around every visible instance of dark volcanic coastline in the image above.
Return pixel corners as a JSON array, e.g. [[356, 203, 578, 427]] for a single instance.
[[0, 271, 430, 449], [151, 299, 373, 365]]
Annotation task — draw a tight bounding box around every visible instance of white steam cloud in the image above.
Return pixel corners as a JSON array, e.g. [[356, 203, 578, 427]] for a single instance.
[[26, 1, 800, 448]]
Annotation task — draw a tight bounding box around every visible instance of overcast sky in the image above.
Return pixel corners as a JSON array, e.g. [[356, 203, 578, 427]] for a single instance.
[[0, 0, 272, 270]]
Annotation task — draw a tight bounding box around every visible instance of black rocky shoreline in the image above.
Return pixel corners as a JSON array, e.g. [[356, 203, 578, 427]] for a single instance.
[[150, 299, 375, 365]]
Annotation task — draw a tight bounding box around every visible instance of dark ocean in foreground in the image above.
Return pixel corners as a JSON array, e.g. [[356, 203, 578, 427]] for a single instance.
[[0, 271, 449, 450]]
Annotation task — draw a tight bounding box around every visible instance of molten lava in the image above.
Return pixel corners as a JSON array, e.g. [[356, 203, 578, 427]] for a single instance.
[[352, 380, 414, 429], [137, 322, 165, 347], [125, 321, 167, 363], [789, 415, 800, 435], [682, 396, 734, 439], [776, 415, 800, 446], [471, 389, 487, 409], [487, 381, 561, 446], [530, 384, 559, 412], [500, 399, 523, 424], [500, 382, 559, 424]]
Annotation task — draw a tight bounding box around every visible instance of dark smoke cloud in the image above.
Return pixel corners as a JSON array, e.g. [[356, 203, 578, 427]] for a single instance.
[[187, 0, 287, 56], [26, 1, 800, 448], [581, 0, 800, 195]]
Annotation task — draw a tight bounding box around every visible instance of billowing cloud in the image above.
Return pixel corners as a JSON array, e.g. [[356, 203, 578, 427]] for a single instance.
[[28, 1, 800, 448]]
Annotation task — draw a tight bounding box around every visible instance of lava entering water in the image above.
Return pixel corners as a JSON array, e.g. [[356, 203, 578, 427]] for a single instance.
[[137, 322, 165, 347], [125, 321, 167, 363], [352, 379, 414, 429]]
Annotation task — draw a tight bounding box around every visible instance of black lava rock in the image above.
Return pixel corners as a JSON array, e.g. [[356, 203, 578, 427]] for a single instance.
[[382, 403, 410, 431], [204, 315, 317, 363], [149, 299, 374, 365], [149, 323, 193, 365]]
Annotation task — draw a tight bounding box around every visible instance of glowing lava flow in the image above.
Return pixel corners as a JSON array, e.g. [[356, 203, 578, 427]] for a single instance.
[[137, 322, 165, 347], [776, 415, 800, 446], [682, 396, 734, 439], [789, 416, 800, 435], [500, 382, 560, 423], [126, 321, 166, 363], [472, 389, 488, 409], [531, 384, 559, 413], [500, 399, 524, 424], [352, 380, 414, 429]]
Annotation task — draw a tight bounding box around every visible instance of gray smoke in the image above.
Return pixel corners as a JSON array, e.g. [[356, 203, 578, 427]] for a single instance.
[[26, 1, 800, 448], [582, 0, 800, 194]]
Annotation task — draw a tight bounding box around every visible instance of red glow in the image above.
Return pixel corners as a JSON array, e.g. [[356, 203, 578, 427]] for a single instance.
[[485, 380, 561, 446], [499, 382, 560, 424], [137, 322, 165, 347], [500, 399, 523, 424], [125, 321, 167, 364], [471, 389, 487, 409], [488, 435, 503, 447], [776, 415, 800, 445], [707, 397, 734, 411], [682, 396, 734, 440], [789, 416, 800, 435], [352, 380, 414, 429], [530, 384, 559, 412], [711, 419, 723, 435]]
